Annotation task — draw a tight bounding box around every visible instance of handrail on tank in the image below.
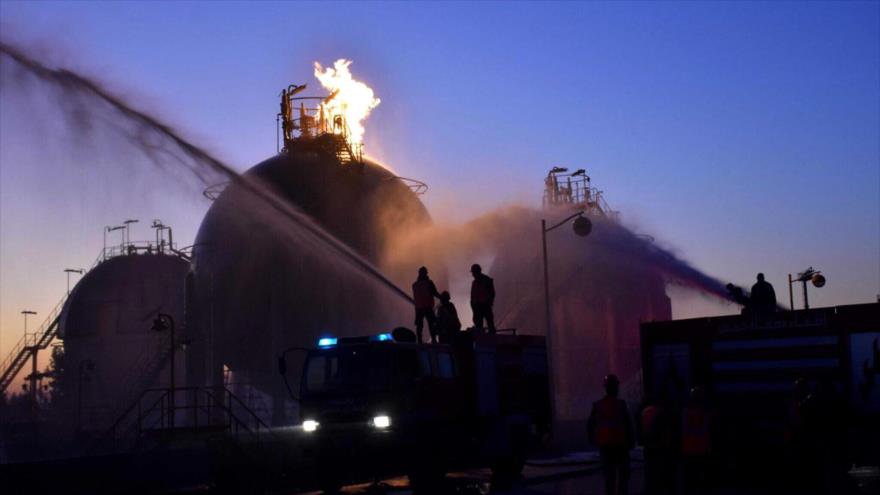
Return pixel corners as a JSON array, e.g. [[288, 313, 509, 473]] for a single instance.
[[390, 176, 429, 196], [277, 82, 361, 163], [543, 166, 619, 219]]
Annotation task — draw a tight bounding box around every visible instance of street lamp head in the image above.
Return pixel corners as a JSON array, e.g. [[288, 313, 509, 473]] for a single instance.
[[123, 219, 139, 225], [21, 310, 36, 315], [572, 215, 592, 237], [107, 225, 125, 232], [64, 268, 85, 274]]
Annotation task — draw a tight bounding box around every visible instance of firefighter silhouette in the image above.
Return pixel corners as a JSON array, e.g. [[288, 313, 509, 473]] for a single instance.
[[470, 264, 496, 334], [588, 374, 634, 495], [412, 266, 440, 343]]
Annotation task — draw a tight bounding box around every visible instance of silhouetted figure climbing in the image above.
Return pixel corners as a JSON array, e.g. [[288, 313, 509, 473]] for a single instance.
[[750, 273, 777, 316], [469, 264, 496, 334], [588, 374, 634, 495], [435, 291, 461, 344], [412, 266, 440, 343]]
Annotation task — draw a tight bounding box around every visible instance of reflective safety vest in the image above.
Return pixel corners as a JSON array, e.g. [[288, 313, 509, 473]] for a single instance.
[[641, 404, 661, 448], [682, 406, 711, 455], [594, 397, 627, 449]]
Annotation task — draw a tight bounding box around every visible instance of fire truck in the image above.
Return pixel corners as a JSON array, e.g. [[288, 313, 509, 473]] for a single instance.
[[281, 328, 551, 491], [640, 302, 880, 485]]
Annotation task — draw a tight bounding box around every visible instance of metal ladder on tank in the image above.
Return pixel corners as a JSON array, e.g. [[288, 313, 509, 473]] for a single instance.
[[0, 297, 66, 396]]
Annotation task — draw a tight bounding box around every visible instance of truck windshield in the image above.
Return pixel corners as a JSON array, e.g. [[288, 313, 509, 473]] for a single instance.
[[305, 348, 395, 392]]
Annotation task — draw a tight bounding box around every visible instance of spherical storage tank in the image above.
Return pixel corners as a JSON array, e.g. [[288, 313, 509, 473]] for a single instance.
[[189, 142, 434, 423], [59, 253, 189, 430]]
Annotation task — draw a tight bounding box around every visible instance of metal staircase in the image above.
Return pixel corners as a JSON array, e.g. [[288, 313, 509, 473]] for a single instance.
[[88, 385, 272, 455], [82, 333, 173, 432], [0, 248, 107, 396], [0, 296, 65, 395]]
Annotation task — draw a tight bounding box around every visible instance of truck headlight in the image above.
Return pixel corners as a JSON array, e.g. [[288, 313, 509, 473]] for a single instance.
[[372, 415, 391, 429], [302, 419, 319, 432]]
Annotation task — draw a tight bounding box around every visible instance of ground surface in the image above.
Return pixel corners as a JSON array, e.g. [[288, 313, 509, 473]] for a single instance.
[[294, 451, 641, 495]]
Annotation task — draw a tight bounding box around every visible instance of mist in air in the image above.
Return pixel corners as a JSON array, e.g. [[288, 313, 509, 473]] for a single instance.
[[1, 39, 735, 431]]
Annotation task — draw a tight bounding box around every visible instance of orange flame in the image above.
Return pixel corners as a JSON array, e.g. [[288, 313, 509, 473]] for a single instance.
[[313, 59, 380, 147]]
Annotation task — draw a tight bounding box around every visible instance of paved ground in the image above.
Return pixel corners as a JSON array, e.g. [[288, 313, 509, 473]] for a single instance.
[[296, 451, 644, 495]]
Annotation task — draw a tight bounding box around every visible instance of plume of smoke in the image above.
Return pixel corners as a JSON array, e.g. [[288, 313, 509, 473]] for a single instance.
[[384, 204, 732, 304]]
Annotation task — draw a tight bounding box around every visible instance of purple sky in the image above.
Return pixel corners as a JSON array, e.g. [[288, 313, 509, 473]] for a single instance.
[[1, 1, 878, 368]]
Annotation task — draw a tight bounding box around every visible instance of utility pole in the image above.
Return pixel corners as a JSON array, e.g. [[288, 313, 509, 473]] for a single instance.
[[541, 211, 591, 433], [21, 310, 37, 408], [104, 225, 124, 260], [123, 219, 139, 249]]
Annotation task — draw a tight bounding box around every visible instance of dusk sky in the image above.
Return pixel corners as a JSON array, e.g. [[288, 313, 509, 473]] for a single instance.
[[1, 2, 878, 364]]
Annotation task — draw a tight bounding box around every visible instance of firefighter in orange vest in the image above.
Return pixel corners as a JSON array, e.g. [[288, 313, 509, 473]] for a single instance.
[[412, 266, 441, 343], [588, 374, 635, 495], [681, 386, 712, 495]]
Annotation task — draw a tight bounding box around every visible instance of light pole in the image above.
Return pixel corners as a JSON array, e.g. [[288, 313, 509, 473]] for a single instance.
[[21, 310, 37, 343], [104, 225, 124, 260], [152, 313, 176, 428], [788, 267, 826, 310], [123, 219, 139, 248], [64, 268, 85, 296], [151, 220, 173, 253], [541, 211, 592, 430]]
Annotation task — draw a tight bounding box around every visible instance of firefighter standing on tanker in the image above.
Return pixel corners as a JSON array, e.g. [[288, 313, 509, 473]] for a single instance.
[[470, 264, 496, 334], [412, 266, 441, 343], [588, 374, 635, 495], [435, 291, 461, 344]]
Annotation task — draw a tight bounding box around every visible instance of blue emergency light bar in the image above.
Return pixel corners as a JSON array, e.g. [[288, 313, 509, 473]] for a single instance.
[[316, 333, 394, 347]]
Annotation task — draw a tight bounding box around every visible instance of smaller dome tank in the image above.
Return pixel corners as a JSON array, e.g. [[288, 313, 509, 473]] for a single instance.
[[59, 252, 189, 430]]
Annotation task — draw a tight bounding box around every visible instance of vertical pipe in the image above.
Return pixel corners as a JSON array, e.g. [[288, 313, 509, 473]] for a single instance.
[[77, 368, 82, 432], [802, 281, 809, 310], [30, 351, 37, 409], [169, 317, 175, 429], [541, 220, 557, 428]]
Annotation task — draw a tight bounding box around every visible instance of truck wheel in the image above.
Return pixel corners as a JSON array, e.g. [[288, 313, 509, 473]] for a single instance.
[[491, 431, 526, 490], [490, 458, 518, 491], [318, 472, 342, 494], [320, 484, 342, 495], [408, 466, 447, 494]]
